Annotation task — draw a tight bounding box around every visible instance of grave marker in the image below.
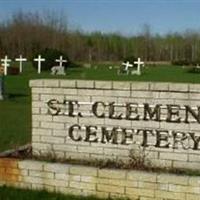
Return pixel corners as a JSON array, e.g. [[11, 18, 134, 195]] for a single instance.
[[51, 56, 67, 75], [15, 55, 27, 73], [122, 61, 133, 73], [1, 55, 11, 76], [34, 55, 45, 74], [55, 56, 67, 67], [134, 57, 144, 75]]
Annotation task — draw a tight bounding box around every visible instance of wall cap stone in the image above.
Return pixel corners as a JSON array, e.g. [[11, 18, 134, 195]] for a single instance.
[[29, 79, 200, 93]]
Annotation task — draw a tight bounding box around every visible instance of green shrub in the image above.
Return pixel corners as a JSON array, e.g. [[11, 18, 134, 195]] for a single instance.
[[171, 60, 190, 66], [123, 55, 137, 67], [188, 66, 200, 74], [32, 48, 70, 71], [172, 59, 200, 66]]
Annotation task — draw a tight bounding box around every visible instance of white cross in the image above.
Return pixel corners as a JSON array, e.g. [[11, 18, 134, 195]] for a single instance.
[[55, 56, 67, 67], [34, 55, 45, 74], [1, 55, 11, 76], [15, 55, 27, 73], [134, 57, 144, 75], [122, 61, 133, 71]]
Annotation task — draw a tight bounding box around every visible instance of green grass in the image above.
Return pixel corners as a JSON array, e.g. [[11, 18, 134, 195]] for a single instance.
[[0, 186, 110, 200], [0, 63, 200, 151]]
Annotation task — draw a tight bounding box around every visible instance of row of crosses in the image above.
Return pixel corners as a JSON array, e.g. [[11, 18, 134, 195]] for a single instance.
[[0, 55, 67, 75], [122, 58, 144, 75]]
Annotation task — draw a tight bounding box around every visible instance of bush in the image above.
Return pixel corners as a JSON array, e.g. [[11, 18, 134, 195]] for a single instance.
[[172, 59, 200, 66], [32, 48, 70, 71], [171, 60, 190, 66], [8, 67, 20, 75], [123, 55, 137, 67], [188, 66, 200, 74]]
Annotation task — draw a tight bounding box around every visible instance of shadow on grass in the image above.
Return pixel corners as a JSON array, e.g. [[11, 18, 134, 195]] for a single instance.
[[7, 93, 28, 99]]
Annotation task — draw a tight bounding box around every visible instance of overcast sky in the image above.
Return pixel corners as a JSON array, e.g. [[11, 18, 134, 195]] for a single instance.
[[0, 0, 199, 35]]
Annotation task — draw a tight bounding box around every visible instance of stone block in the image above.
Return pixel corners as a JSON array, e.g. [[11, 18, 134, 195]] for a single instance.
[[43, 80, 59, 87], [29, 80, 44, 87], [113, 81, 131, 90], [97, 178, 138, 187], [32, 115, 52, 122], [44, 178, 68, 187], [77, 80, 94, 88], [32, 94, 40, 101], [60, 80, 76, 88], [18, 160, 44, 170], [32, 142, 52, 150], [32, 88, 52, 94], [22, 176, 43, 184], [157, 174, 189, 185], [29, 170, 54, 179], [150, 82, 169, 91], [104, 90, 131, 97], [77, 89, 103, 96], [127, 171, 156, 182], [62, 88, 78, 95], [126, 187, 154, 198], [70, 166, 97, 177], [41, 136, 64, 144], [97, 184, 124, 194], [169, 83, 189, 92], [95, 81, 112, 89], [98, 169, 126, 179], [53, 144, 77, 152], [186, 194, 200, 200], [131, 82, 150, 91], [159, 152, 188, 161], [188, 177, 200, 186], [44, 163, 69, 173], [155, 190, 186, 200], [32, 128, 52, 136], [32, 107, 40, 114], [41, 122, 64, 130], [70, 181, 96, 191], [55, 173, 69, 180]]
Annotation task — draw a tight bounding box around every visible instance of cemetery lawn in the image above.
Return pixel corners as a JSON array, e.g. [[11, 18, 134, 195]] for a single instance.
[[1, 63, 200, 151], [0, 186, 110, 200]]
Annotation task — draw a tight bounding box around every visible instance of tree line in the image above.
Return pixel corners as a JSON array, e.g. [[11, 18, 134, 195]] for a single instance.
[[0, 11, 200, 63]]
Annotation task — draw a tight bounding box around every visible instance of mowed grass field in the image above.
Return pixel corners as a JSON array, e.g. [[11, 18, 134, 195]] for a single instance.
[[0, 63, 200, 152], [0, 186, 109, 200]]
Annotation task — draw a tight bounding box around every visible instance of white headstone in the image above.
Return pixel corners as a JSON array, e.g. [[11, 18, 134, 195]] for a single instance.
[[122, 61, 133, 72], [51, 66, 66, 75], [134, 57, 144, 75], [55, 56, 67, 67], [15, 55, 27, 73], [1, 55, 11, 76], [34, 55, 45, 74]]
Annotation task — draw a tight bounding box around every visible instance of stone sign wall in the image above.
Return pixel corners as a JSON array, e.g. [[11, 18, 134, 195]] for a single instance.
[[30, 79, 200, 170], [0, 158, 199, 200]]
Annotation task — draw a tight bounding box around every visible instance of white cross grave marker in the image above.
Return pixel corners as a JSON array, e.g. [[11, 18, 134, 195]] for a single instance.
[[1, 55, 11, 76], [134, 57, 144, 75], [15, 55, 27, 73], [55, 56, 67, 67], [122, 61, 133, 72], [34, 55, 45, 74]]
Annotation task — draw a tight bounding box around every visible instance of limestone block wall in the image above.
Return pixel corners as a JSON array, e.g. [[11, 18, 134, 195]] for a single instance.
[[30, 80, 200, 170], [0, 158, 199, 200]]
